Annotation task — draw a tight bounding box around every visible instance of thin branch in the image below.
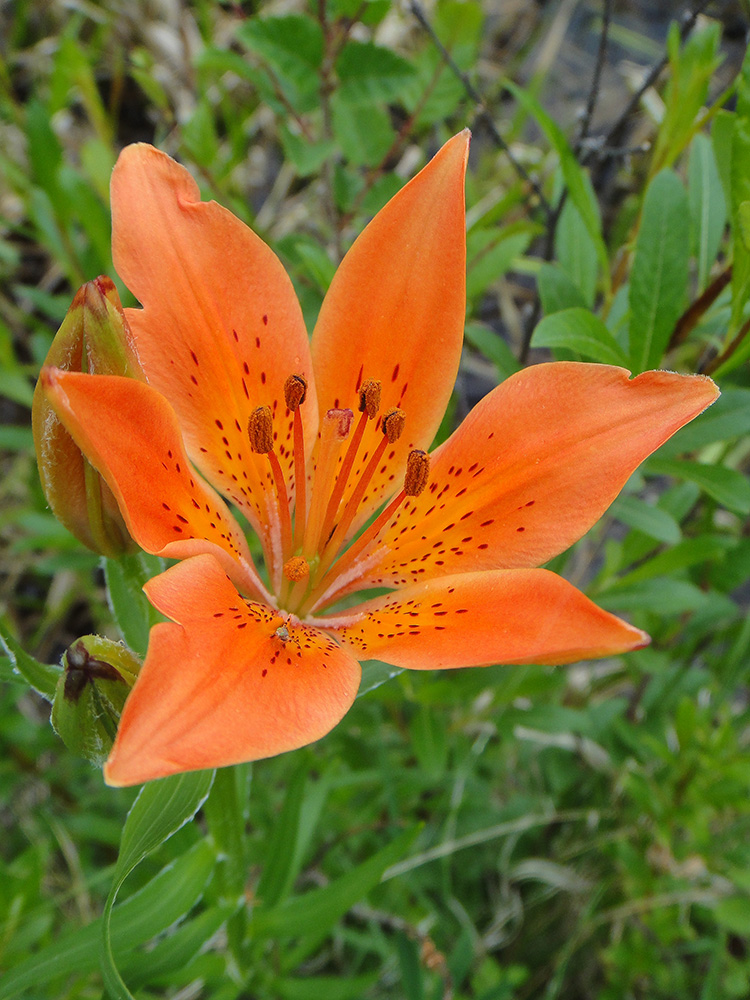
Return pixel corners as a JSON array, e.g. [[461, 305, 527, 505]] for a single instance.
[[409, 0, 554, 222], [669, 263, 732, 351], [575, 0, 614, 151]]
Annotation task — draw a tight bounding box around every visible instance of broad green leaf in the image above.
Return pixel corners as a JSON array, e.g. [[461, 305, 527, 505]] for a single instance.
[[688, 133, 727, 291], [335, 41, 415, 105], [238, 16, 323, 113], [712, 109, 734, 206], [532, 308, 629, 366], [0, 841, 215, 1000], [101, 770, 216, 999], [729, 47, 750, 336], [125, 904, 234, 988], [628, 169, 690, 371], [648, 457, 750, 514], [609, 495, 681, 545], [252, 826, 418, 939], [504, 79, 608, 288], [331, 95, 394, 167], [104, 552, 165, 657], [0, 620, 60, 699], [537, 263, 588, 315], [0, 371, 34, 407], [281, 128, 336, 177], [554, 195, 599, 306]]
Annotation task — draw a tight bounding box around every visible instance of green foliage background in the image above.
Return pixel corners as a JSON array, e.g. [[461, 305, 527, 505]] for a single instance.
[[2, 1, 750, 998]]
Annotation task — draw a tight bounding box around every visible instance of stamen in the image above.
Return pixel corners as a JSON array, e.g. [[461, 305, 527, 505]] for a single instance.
[[284, 374, 309, 553], [283, 556, 310, 582], [358, 378, 382, 419], [319, 378, 383, 549], [302, 408, 353, 561], [306, 447, 430, 613], [248, 405, 274, 454], [404, 449, 430, 496], [284, 373, 307, 410], [248, 405, 292, 561]]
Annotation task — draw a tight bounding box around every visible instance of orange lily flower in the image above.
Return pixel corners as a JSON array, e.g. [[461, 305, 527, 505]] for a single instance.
[[42, 132, 718, 786]]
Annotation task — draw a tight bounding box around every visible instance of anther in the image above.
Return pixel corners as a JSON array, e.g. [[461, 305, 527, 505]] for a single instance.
[[284, 373, 307, 410], [382, 407, 405, 443], [248, 405, 273, 453], [404, 449, 430, 496], [358, 379, 382, 419], [283, 556, 310, 582]]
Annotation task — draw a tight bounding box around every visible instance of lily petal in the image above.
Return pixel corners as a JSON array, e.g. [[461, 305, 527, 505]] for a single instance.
[[111, 143, 318, 541], [322, 568, 648, 669], [104, 555, 361, 786], [349, 364, 719, 590], [42, 369, 266, 599], [311, 131, 469, 532]]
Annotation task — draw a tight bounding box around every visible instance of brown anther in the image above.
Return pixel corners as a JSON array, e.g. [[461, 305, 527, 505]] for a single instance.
[[284, 373, 307, 410], [358, 378, 382, 419], [325, 407, 354, 440], [382, 407, 406, 443], [283, 556, 310, 582], [248, 405, 273, 453], [404, 449, 430, 496]]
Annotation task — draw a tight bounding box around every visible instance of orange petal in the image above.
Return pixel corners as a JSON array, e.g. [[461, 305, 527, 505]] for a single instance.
[[348, 364, 719, 590], [111, 144, 318, 541], [321, 568, 648, 669], [104, 555, 361, 786], [43, 369, 267, 599], [310, 131, 469, 532]]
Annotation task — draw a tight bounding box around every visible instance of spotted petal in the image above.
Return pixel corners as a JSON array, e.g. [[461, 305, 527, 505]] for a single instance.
[[104, 555, 361, 786], [111, 143, 318, 548], [341, 364, 719, 592], [322, 569, 648, 669], [310, 131, 470, 534], [42, 369, 266, 599]]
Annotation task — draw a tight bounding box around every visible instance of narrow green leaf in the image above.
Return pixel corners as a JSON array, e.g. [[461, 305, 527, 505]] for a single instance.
[[466, 229, 531, 300], [0, 841, 215, 1000], [628, 169, 690, 371], [532, 308, 629, 366], [537, 263, 588, 315], [554, 196, 599, 306], [255, 765, 309, 909], [609, 495, 681, 545], [101, 770, 215, 998], [252, 826, 418, 939], [688, 134, 727, 291], [713, 897, 750, 935], [277, 973, 380, 1000], [104, 552, 164, 657], [657, 388, 750, 456], [0, 619, 60, 700], [464, 322, 521, 377], [648, 458, 750, 514]]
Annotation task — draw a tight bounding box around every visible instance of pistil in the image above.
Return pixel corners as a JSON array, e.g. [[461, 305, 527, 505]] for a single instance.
[[304, 448, 430, 614], [301, 408, 353, 563], [318, 378, 381, 549]]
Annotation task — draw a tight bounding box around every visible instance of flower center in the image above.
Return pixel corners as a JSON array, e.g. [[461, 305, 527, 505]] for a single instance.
[[247, 374, 429, 616]]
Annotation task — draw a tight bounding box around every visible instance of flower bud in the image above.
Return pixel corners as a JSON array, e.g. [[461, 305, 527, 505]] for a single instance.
[[32, 277, 142, 557], [51, 636, 141, 766]]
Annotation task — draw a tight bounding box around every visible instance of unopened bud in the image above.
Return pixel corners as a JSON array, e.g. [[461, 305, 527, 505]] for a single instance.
[[51, 636, 140, 766], [284, 374, 307, 411], [404, 449, 430, 496], [358, 379, 382, 419], [32, 278, 142, 557], [248, 405, 274, 453], [382, 407, 406, 444]]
